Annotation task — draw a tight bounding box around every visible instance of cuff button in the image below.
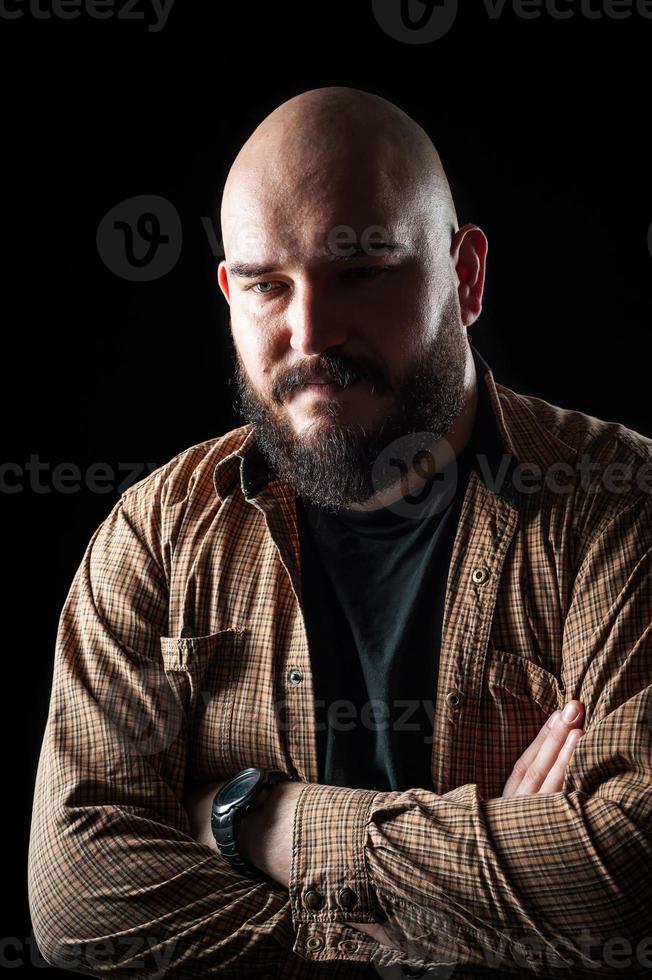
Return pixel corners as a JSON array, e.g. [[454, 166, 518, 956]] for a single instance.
[[338, 939, 359, 953], [306, 936, 324, 951], [338, 886, 358, 909], [304, 889, 325, 910]]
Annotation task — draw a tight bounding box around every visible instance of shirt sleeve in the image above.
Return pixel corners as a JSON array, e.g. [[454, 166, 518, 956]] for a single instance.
[[27, 489, 299, 979], [288, 493, 652, 978]]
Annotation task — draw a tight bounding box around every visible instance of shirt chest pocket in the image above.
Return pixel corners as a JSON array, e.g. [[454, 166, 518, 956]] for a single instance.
[[475, 649, 566, 800], [160, 628, 290, 783]]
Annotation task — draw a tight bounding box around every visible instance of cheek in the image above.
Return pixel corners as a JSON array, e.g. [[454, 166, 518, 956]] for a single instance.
[[371, 271, 426, 328], [230, 315, 281, 392], [230, 312, 263, 370], [359, 290, 424, 360]]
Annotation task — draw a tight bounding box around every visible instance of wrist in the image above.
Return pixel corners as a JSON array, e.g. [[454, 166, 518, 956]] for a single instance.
[[237, 784, 276, 866], [238, 779, 304, 886]]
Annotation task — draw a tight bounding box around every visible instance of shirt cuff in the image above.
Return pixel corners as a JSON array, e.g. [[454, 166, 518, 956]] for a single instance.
[[288, 782, 400, 966]]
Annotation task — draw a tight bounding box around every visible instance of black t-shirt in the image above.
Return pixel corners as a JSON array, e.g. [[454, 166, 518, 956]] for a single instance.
[[296, 385, 490, 793]]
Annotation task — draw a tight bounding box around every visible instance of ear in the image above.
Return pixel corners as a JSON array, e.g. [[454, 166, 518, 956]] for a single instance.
[[217, 260, 231, 304], [450, 224, 488, 328]]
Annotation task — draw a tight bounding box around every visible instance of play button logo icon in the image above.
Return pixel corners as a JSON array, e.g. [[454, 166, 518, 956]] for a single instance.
[[372, 0, 458, 43]]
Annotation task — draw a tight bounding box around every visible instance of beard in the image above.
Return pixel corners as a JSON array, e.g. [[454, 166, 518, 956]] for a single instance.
[[229, 289, 469, 512]]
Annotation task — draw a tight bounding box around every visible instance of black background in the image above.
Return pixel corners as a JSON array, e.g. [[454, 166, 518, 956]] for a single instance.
[[4, 1, 651, 975]]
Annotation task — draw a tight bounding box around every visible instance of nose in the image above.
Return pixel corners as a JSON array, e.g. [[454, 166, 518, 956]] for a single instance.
[[287, 282, 348, 355]]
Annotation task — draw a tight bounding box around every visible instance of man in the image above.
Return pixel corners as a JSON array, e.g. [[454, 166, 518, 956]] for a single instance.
[[28, 87, 651, 980]]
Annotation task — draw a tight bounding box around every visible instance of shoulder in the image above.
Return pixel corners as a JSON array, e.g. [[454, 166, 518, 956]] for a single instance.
[[498, 383, 651, 465], [112, 425, 253, 553], [496, 383, 652, 539]]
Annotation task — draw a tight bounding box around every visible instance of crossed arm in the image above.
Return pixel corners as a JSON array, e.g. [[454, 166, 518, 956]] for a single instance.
[[29, 481, 651, 975], [183, 700, 585, 949]]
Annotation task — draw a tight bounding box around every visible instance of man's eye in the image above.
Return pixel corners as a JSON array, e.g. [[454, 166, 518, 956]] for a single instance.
[[249, 267, 388, 295], [251, 281, 281, 295]]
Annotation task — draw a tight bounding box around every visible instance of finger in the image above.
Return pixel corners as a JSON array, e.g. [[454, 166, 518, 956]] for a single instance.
[[539, 729, 584, 794], [513, 701, 585, 796], [501, 709, 562, 797], [377, 927, 401, 951], [349, 922, 401, 950]]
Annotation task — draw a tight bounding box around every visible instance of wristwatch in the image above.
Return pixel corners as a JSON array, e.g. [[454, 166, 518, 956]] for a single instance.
[[211, 766, 296, 880]]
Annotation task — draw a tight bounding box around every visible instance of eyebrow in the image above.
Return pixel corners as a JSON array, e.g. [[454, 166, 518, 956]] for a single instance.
[[227, 241, 409, 279]]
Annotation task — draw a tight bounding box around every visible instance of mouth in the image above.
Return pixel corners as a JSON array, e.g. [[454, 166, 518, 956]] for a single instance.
[[299, 378, 361, 397], [307, 379, 339, 388]]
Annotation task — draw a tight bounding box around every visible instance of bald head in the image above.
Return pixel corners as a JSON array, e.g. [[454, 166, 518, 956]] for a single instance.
[[220, 86, 458, 262], [216, 86, 488, 511]]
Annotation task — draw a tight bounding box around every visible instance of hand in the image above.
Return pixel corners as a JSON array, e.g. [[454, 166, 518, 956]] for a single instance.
[[349, 701, 586, 952], [184, 700, 584, 954], [501, 700, 585, 797]]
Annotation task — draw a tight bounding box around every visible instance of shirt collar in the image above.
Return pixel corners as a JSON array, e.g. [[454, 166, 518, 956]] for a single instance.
[[213, 342, 577, 508]]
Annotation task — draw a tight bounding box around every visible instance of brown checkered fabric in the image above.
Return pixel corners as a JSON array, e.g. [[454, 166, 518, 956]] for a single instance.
[[28, 351, 652, 979]]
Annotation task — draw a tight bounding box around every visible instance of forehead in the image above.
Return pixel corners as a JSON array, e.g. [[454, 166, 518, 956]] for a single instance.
[[225, 224, 413, 272], [223, 179, 425, 267]]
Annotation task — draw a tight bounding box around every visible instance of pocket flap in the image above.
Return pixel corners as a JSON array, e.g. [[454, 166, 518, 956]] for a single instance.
[[159, 628, 245, 671], [485, 649, 564, 717]]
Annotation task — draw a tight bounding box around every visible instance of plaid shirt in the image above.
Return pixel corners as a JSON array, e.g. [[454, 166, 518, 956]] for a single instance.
[[28, 346, 652, 979]]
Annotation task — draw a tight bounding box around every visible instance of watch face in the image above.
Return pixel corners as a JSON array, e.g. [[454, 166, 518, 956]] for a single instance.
[[221, 768, 260, 805]]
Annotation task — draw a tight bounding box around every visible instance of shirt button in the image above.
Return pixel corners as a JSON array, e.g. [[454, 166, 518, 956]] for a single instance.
[[512, 941, 539, 960], [338, 939, 359, 953], [288, 668, 304, 685], [306, 935, 324, 951], [471, 566, 489, 584], [337, 887, 358, 909], [446, 689, 463, 709], [304, 889, 325, 910]]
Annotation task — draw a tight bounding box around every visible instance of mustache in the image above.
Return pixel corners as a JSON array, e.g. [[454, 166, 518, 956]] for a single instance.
[[274, 355, 388, 400]]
